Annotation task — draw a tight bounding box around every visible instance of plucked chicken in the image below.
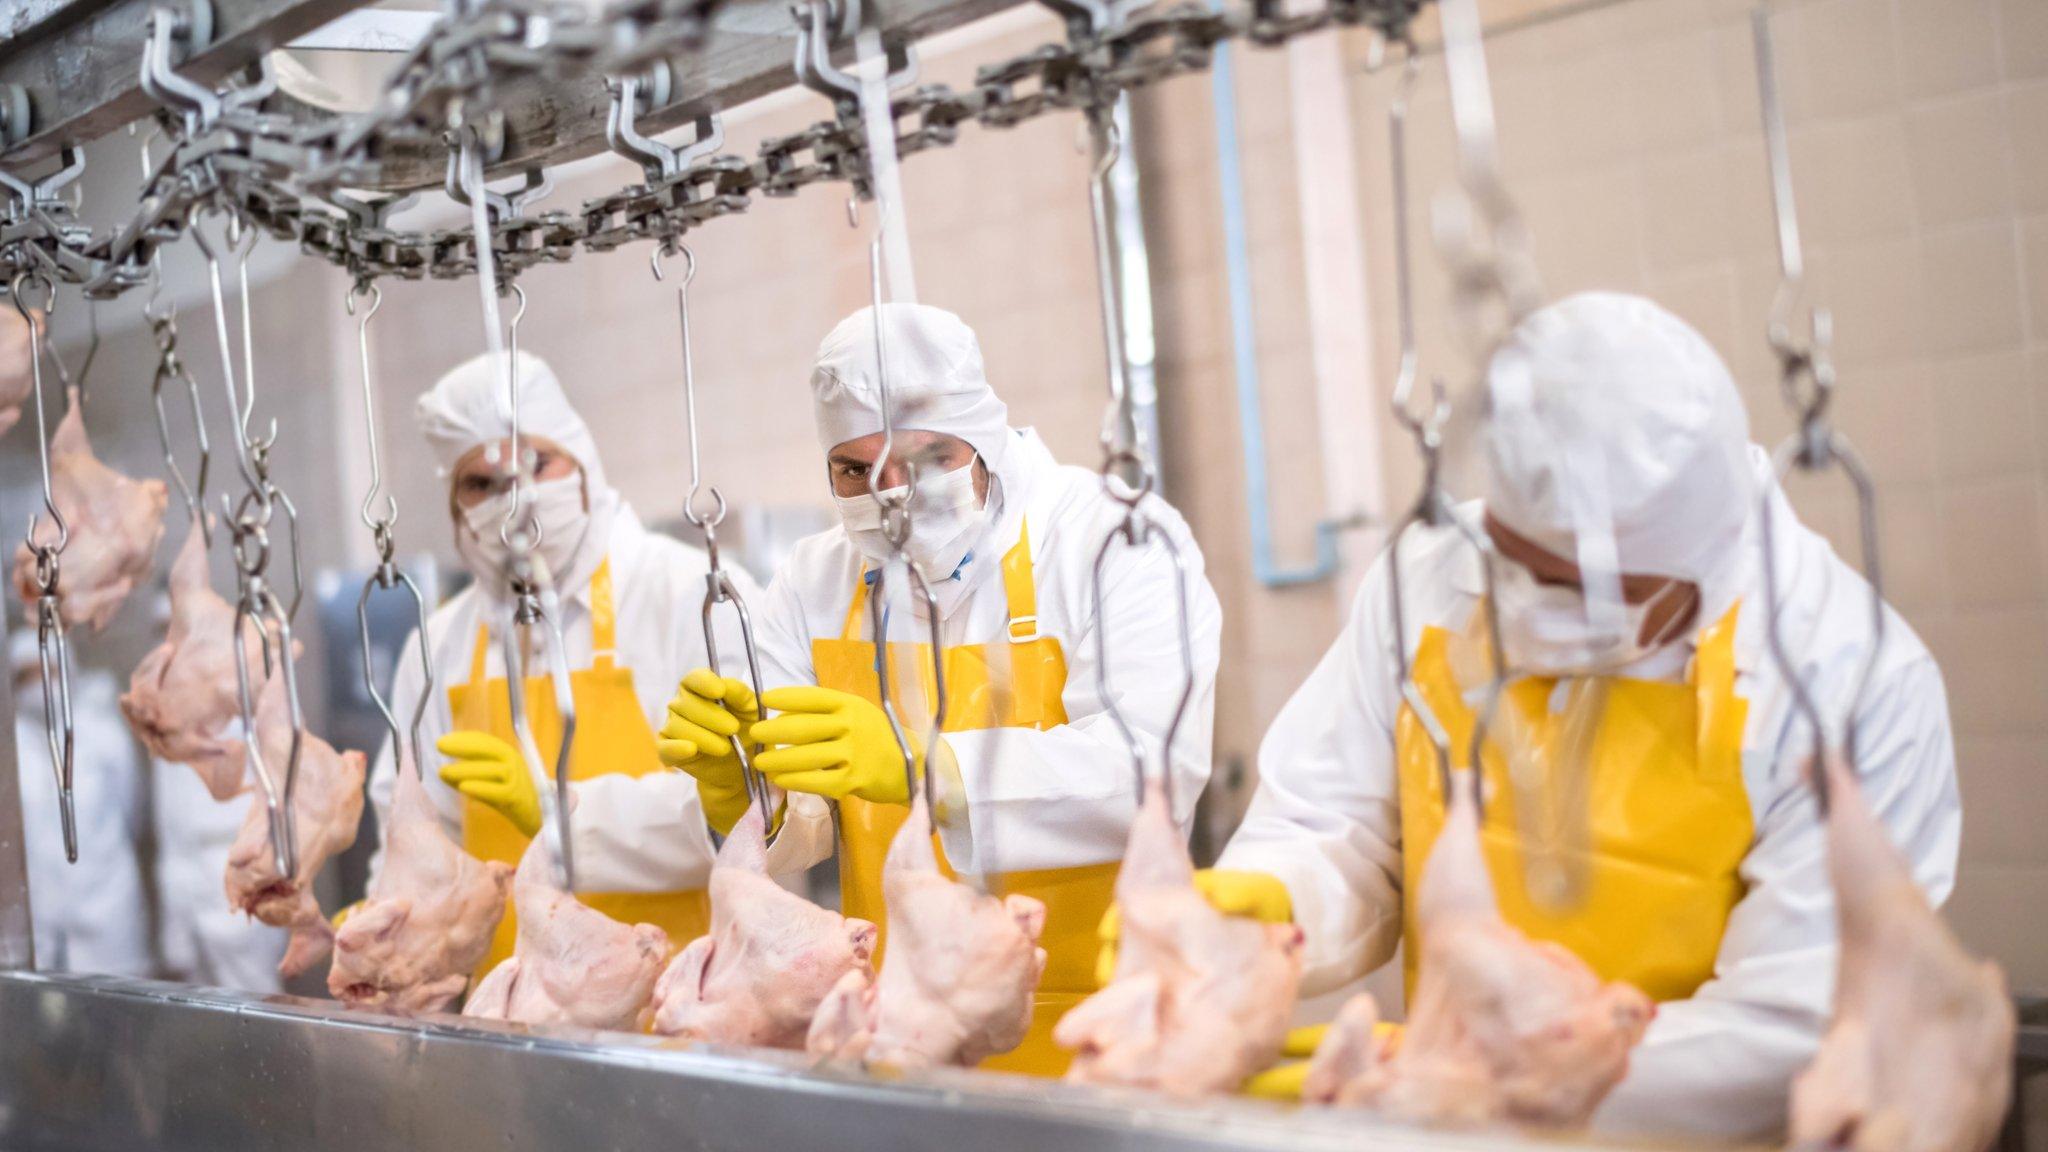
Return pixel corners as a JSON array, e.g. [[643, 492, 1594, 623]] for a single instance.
[[329, 762, 514, 1013], [806, 795, 1046, 1069], [651, 804, 877, 1047], [1304, 772, 1653, 1125], [0, 306, 35, 437], [223, 704, 366, 978], [463, 832, 671, 1032], [121, 521, 262, 800], [1789, 754, 2015, 1152], [1056, 785, 1304, 1095], [12, 388, 167, 631]]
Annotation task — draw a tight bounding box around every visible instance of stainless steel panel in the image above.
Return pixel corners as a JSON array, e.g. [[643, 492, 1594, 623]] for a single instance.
[[0, 972, 1663, 1152], [0, 651, 29, 972]]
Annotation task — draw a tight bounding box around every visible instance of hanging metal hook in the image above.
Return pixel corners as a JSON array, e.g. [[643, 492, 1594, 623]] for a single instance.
[[149, 273, 212, 546], [656, 240, 776, 835], [1752, 6, 1884, 816], [348, 281, 397, 534], [1433, 0, 1542, 349], [347, 277, 435, 779], [230, 592, 305, 880], [13, 270, 76, 864], [1089, 519, 1197, 811]]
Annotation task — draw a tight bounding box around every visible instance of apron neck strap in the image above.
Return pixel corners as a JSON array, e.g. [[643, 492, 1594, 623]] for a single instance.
[[1691, 599, 1743, 770], [465, 557, 619, 684], [588, 557, 618, 668], [839, 521, 1040, 642]]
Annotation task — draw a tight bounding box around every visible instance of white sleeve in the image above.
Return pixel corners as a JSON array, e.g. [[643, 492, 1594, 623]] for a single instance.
[[752, 565, 817, 694], [938, 528, 1223, 876], [1216, 560, 1406, 996], [567, 772, 716, 892], [1594, 653, 1960, 1141]]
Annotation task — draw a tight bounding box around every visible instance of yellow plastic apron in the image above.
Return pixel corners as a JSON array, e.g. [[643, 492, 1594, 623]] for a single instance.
[[453, 558, 712, 982], [811, 522, 1112, 1077], [1393, 602, 1754, 1002]]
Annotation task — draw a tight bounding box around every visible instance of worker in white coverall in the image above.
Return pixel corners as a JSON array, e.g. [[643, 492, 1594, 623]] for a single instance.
[[659, 304, 1222, 1076], [1211, 293, 1959, 1135], [361, 350, 760, 980], [11, 632, 151, 976]]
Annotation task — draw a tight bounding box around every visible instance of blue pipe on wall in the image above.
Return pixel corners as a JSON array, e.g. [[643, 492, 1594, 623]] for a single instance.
[[1210, 33, 1350, 589]]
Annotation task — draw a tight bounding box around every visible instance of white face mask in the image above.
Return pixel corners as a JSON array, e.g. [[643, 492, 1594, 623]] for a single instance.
[[832, 456, 985, 577], [456, 474, 592, 589], [1494, 556, 1691, 677]]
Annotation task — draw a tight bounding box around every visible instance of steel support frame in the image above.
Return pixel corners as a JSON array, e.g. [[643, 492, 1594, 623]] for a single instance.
[[0, 0, 1031, 188]]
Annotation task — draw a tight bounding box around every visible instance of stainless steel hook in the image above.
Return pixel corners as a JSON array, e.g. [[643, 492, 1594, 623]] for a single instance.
[[149, 282, 212, 545], [1751, 5, 1885, 815], [1089, 517, 1197, 811], [230, 590, 305, 880]]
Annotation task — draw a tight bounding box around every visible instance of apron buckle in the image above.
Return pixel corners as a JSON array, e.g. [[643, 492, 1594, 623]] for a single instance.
[[1007, 614, 1041, 644]]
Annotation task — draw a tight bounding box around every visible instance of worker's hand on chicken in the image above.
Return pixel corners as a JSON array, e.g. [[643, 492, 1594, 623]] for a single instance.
[[1094, 867, 1293, 988]]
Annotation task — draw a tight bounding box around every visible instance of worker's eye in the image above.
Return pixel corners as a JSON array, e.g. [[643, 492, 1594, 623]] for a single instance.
[[837, 462, 868, 481]]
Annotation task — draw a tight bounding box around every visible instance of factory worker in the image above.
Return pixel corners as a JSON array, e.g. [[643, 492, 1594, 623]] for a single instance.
[[1211, 293, 1960, 1134], [362, 350, 760, 977], [11, 632, 151, 977], [660, 303, 1222, 1076]]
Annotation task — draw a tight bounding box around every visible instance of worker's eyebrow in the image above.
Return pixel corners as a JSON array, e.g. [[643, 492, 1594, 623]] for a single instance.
[[827, 453, 868, 469]]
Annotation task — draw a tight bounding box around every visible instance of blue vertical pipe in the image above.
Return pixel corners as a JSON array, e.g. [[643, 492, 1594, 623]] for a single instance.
[[1211, 32, 1348, 588]]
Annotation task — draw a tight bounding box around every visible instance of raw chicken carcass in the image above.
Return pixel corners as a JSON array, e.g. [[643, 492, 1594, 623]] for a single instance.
[[806, 795, 1046, 1069], [120, 521, 264, 800], [1055, 785, 1304, 1095], [463, 832, 671, 1032], [223, 709, 366, 978], [1789, 755, 2015, 1152], [12, 388, 167, 632], [329, 763, 513, 1014], [652, 805, 876, 1047], [0, 306, 36, 438], [1304, 773, 1653, 1125]]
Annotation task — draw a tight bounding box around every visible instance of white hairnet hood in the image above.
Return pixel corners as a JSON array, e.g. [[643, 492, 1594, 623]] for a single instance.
[[415, 350, 609, 491], [415, 349, 618, 601], [1485, 292, 1754, 601], [810, 304, 1014, 479]]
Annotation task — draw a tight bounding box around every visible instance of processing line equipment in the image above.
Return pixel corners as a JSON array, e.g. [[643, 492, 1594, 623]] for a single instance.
[[0, 0, 1807, 1146]]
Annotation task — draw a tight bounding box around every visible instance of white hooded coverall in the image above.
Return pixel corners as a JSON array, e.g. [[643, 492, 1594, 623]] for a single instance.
[[1220, 293, 1960, 1139], [364, 351, 759, 896], [756, 303, 1226, 883]]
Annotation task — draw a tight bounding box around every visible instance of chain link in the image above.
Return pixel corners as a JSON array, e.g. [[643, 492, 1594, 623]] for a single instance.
[[1, 0, 1424, 291]]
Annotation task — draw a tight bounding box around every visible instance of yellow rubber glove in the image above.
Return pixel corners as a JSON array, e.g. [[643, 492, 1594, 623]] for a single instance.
[[1096, 868, 1293, 988], [330, 901, 363, 931], [1240, 1021, 1403, 1100], [438, 730, 542, 838], [751, 686, 914, 805], [657, 668, 761, 836], [1239, 1024, 1331, 1099]]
